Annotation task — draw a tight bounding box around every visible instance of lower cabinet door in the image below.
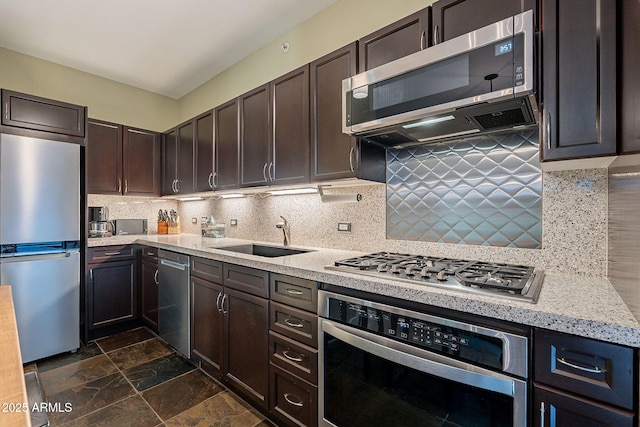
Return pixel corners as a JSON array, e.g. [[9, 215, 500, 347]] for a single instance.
[[88, 260, 137, 328], [270, 363, 318, 427], [140, 258, 158, 331], [191, 276, 224, 377], [533, 384, 635, 427], [224, 288, 269, 410]]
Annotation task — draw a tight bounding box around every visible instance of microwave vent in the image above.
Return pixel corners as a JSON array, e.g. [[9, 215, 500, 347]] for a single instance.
[[472, 108, 527, 130]]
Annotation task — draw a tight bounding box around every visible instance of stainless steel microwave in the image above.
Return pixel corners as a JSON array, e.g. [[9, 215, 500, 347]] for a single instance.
[[342, 10, 537, 147]]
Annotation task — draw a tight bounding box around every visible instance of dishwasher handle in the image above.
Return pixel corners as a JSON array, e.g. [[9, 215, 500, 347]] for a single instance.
[[160, 258, 188, 271]]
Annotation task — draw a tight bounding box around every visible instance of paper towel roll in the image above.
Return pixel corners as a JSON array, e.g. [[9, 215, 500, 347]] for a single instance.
[[320, 193, 362, 203]]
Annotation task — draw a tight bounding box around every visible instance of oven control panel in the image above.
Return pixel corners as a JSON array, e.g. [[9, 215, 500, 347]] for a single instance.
[[327, 297, 504, 371]]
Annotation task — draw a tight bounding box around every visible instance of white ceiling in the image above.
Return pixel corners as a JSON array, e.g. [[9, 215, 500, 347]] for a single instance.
[[0, 0, 337, 99]]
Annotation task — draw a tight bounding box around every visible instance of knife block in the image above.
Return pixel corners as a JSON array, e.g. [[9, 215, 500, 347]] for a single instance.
[[157, 221, 168, 234], [168, 220, 180, 234]]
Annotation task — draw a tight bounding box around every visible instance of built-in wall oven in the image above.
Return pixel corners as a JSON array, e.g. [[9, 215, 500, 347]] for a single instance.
[[319, 289, 530, 426]]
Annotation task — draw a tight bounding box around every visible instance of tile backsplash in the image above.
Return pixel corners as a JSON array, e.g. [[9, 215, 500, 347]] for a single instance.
[[90, 168, 608, 276]]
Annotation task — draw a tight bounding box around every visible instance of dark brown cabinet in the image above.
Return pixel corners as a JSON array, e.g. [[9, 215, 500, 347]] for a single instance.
[[87, 246, 137, 330], [270, 65, 310, 186], [533, 384, 634, 427], [431, 0, 536, 45], [140, 246, 158, 331], [619, 0, 640, 154], [88, 119, 161, 196], [239, 84, 271, 188], [162, 120, 195, 195], [533, 328, 636, 426], [194, 110, 214, 192], [214, 99, 240, 190], [358, 8, 430, 71], [1, 89, 86, 138], [539, 0, 617, 161], [190, 258, 270, 411], [224, 287, 270, 411], [269, 274, 318, 427], [190, 257, 224, 376], [162, 128, 178, 194], [310, 43, 386, 183]]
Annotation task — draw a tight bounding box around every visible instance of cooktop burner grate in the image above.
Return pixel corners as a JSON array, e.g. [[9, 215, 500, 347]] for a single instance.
[[327, 252, 544, 303]]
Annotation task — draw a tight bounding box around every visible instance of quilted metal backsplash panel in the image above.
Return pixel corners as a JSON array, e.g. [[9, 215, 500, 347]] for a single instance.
[[386, 130, 542, 248]]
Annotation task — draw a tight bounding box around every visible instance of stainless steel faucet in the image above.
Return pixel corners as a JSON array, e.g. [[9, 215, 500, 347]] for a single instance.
[[276, 216, 291, 246]]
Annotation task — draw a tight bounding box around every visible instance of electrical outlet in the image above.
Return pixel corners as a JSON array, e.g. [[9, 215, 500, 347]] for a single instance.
[[191, 217, 197, 224], [338, 222, 351, 232], [230, 219, 238, 226]]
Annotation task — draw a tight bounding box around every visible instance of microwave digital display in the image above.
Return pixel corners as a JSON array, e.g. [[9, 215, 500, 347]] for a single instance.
[[495, 41, 513, 56]]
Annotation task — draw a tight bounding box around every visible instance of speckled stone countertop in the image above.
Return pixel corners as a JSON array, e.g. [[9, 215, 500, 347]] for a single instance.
[[88, 234, 640, 348]]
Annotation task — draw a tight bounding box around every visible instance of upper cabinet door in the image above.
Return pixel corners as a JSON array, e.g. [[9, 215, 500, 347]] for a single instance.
[[87, 119, 122, 194], [540, 0, 617, 161], [162, 129, 178, 195], [1, 89, 86, 138], [123, 126, 160, 196], [239, 84, 271, 188], [358, 7, 430, 71], [177, 120, 195, 194], [431, 0, 536, 45], [619, 0, 640, 155], [310, 43, 358, 182], [270, 65, 310, 186], [194, 110, 214, 192], [215, 99, 239, 191]]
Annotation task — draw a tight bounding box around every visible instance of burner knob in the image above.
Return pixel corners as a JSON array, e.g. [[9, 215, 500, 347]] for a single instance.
[[376, 264, 388, 273]]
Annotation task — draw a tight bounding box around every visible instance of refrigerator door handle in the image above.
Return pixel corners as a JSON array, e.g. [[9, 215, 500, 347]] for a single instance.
[[0, 252, 71, 263]]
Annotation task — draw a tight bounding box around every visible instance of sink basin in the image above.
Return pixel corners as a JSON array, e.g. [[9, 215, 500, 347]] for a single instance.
[[214, 244, 313, 258]]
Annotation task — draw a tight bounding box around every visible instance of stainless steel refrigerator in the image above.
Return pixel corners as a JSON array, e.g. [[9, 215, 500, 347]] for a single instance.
[[0, 133, 80, 363]]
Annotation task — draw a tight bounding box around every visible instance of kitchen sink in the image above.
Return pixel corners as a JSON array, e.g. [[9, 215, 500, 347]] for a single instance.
[[213, 243, 313, 258]]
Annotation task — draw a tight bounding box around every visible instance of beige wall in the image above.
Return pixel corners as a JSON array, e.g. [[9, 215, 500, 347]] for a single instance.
[[1, 0, 433, 130], [0, 47, 177, 131], [177, 0, 434, 122]]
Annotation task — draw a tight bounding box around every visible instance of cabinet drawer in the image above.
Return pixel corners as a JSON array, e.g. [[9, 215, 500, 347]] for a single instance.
[[270, 363, 317, 427], [88, 245, 136, 263], [223, 263, 269, 298], [191, 257, 222, 283], [140, 245, 158, 261], [271, 274, 318, 313], [533, 384, 635, 427], [269, 331, 318, 385], [534, 328, 635, 410], [2, 89, 86, 137], [271, 302, 317, 348]]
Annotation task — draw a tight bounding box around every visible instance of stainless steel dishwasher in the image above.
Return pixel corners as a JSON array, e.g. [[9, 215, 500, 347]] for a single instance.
[[158, 249, 190, 357]]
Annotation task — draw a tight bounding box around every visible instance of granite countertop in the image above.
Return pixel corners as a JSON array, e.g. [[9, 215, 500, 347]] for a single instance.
[[88, 234, 640, 348]]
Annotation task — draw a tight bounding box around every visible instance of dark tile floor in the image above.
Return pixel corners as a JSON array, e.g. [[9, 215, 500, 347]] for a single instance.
[[26, 327, 272, 427]]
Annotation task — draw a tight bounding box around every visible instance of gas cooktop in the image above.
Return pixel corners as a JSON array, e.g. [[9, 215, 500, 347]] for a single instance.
[[325, 252, 544, 303]]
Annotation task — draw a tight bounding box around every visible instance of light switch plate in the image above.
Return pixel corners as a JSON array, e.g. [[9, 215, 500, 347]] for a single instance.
[[230, 219, 238, 226], [338, 222, 351, 232]]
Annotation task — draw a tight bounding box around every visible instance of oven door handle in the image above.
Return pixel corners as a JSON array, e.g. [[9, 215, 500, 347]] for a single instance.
[[321, 319, 526, 399]]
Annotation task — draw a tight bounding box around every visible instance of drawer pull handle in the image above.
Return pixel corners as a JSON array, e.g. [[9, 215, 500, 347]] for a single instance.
[[284, 393, 304, 408], [285, 288, 304, 296], [540, 402, 545, 427], [284, 318, 304, 328], [154, 270, 159, 285], [103, 252, 121, 256], [282, 350, 303, 363], [556, 357, 605, 374]]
